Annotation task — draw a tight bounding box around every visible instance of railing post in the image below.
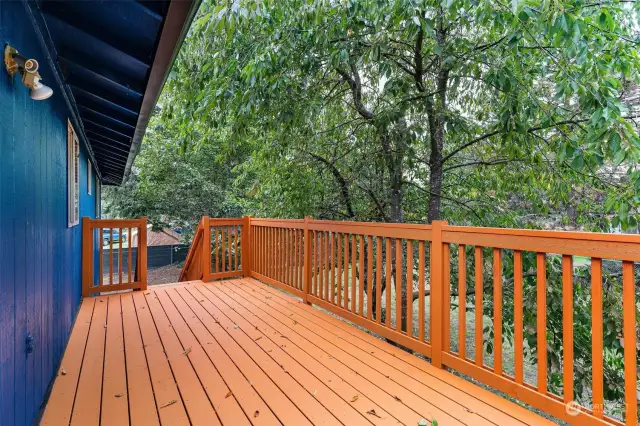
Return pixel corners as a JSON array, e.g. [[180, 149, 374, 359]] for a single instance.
[[138, 216, 148, 291], [303, 216, 312, 304], [202, 216, 211, 281], [242, 216, 252, 277], [430, 220, 448, 368], [81, 217, 93, 297]]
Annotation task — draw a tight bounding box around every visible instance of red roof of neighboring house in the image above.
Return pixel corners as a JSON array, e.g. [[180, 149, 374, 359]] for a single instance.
[[132, 226, 181, 246]]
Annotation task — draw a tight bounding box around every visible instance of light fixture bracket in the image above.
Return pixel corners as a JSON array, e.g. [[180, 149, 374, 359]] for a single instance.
[[4, 44, 19, 76]]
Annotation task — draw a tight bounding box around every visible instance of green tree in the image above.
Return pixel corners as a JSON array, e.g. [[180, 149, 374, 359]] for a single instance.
[[107, 0, 640, 420]]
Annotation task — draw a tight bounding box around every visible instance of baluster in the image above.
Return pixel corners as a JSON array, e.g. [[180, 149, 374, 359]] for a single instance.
[[385, 238, 392, 327], [109, 228, 114, 286], [99, 227, 104, 287], [395, 238, 402, 332], [376, 236, 383, 324], [234, 224, 239, 271], [591, 258, 603, 417], [475, 246, 483, 366], [458, 245, 466, 358], [367, 235, 373, 320], [562, 255, 574, 403], [351, 234, 356, 313], [493, 248, 502, 374], [128, 227, 132, 283], [406, 240, 414, 337], [319, 232, 324, 298], [537, 252, 547, 393], [119, 228, 123, 284], [359, 235, 364, 316], [514, 250, 523, 382], [443, 243, 450, 350], [622, 261, 637, 424], [228, 226, 232, 273]]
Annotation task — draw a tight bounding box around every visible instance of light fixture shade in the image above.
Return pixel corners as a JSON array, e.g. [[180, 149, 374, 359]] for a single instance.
[[30, 78, 53, 100]]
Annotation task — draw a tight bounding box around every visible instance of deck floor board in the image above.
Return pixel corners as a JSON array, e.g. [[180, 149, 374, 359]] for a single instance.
[[41, 278, 556, 426]]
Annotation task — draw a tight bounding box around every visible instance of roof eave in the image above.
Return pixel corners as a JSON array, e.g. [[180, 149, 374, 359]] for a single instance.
[[122, 0, 202, 185]]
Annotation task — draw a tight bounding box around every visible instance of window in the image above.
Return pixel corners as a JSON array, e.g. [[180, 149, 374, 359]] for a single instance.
[[96, 178, 101, 218], [67, 120, 79, 227], [87, 159, 92, 195]]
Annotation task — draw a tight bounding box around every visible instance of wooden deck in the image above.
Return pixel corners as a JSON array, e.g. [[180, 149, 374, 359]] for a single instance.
[[41, 278, 555, 426]]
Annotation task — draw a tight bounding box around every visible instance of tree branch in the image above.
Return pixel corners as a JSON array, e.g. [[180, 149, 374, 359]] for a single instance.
[[336, 65, 375, 120]]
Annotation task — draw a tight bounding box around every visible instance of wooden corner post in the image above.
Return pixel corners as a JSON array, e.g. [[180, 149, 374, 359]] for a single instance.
[[242, 216, 252, 277], [139, 216, 148, 291], [81, 217, 93, 297], [430, 220, 448, 368], [202, 216, 211, 281], [303, 216, 312, 304]]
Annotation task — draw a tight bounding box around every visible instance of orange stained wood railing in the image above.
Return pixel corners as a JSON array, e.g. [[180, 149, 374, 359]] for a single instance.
[[180, 216, 250, 283], [82, 216, 147, 296], [179, 216, 639, 426]]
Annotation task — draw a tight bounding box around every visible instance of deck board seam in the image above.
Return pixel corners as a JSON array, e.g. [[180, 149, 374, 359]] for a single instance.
[[191, 285, 356, 426], [151, 289, 224, 425], [119, 295, 132, 425], [68, 298, 98, 426], [188, 284, 317, 426], [177, 285, 285, 425], [243, 278, 537, 425], [169, 289, 282, 424], [240, 278, 544, 426], [205, 282, 445, 425], [98, 297, 110, 425], [236, 280, 500, 424], [195, 284, 382, 426], [129, 293, 162, 425], [157, 288, 243, 426], [133, 291, 190, 424]]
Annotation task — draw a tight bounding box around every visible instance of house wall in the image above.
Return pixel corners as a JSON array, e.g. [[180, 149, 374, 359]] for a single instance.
[[0, 3, 98, 424]]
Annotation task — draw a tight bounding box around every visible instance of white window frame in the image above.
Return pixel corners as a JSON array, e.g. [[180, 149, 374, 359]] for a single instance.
[[96, 178, 101, 218], [87, 159, 92, 195], [67, 120, 80, 227]]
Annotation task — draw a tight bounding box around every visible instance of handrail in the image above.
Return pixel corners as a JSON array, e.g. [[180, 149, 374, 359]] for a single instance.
[[178, 217, 205, 282], [179, 216, 639, 426], [82, 216, 147, 296]]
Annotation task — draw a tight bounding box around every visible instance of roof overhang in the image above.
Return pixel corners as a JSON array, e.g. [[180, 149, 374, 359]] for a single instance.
[[25, 0, 201, 185]]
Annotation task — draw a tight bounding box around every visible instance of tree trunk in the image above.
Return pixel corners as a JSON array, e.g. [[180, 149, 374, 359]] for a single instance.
[[426, 29, 449, 224]]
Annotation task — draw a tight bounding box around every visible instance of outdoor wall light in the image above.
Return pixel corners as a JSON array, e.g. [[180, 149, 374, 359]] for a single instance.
[[4, 44, 53, 100]]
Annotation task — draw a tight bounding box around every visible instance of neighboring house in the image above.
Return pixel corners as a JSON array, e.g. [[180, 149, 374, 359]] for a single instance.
[[131, 225, 181, 246], [0, 1, 198, 424]]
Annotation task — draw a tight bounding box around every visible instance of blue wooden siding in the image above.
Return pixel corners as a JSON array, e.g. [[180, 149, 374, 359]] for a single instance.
[[0, 3, 98, 425]]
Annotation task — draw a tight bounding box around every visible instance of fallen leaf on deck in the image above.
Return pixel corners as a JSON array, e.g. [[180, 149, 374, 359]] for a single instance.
[[225, 391, 233, 398], [350, 395, 359, 402], [393, 395, 401, 402], [366, 409, 381, 418], [183, 347, 192, 356], [115, 393, 124, 398], [160, 400, 177, 409], [60, 367, 67, 376]]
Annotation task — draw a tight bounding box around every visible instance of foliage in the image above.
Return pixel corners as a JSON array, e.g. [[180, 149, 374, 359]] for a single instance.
[[105, 0, 640, 419]]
